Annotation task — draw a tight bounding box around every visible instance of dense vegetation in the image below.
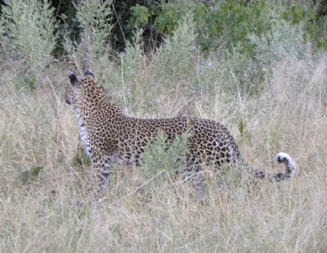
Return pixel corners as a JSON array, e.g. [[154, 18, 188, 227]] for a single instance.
[[0, 0, 326, 252], [48, 0, 327, 53]]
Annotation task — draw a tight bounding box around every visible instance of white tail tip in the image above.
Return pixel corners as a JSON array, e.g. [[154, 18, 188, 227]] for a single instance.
[[276, 152, 297, 177]]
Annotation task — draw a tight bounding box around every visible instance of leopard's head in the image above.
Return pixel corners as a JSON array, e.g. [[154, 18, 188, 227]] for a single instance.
[[65, 70, 96, 106]]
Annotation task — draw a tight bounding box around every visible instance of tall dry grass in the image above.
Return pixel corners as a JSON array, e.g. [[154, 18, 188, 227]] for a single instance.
[[0, 53, 326, 253], [0, 1, 326, 252]]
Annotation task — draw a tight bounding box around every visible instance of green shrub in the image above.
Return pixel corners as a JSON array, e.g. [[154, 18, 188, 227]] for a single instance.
[[249, 19, 310, 66], [142, 130, 189, 181], [52, 0, 327, 55], [120, 29, 143, 83], [20, 166, 44, 184], [316, 15, 327, 49], [0, 0, 57, 73], [72, 146, 91, 167], [151, 12, 196, 83], [113, 13, 198, 114], [62, 0, 113, 75], [130, 1, 272, 55], [130, 0, 325, 54]]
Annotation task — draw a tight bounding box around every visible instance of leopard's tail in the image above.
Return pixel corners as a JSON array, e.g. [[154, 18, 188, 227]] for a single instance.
[[248, 152, 297, 182]]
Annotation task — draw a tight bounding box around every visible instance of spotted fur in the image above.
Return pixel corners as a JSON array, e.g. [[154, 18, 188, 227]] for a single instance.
[[65, 71, 297, 189]]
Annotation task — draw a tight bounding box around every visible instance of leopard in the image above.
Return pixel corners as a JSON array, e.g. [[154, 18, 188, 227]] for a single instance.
[[65, 70, 297, 190]]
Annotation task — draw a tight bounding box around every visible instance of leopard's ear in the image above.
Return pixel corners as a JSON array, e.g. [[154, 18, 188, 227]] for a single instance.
[[68, 72, 78, 85], [84, 69, 95, 78]]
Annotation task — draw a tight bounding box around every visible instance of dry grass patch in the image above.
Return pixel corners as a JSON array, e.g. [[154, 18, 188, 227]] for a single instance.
[[0, 53, 326, 252]]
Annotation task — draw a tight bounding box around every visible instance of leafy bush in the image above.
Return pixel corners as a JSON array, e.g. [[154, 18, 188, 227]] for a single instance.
[[151, 12, 197, 84], [62, 0, 112, 74], [249, 19, 310, 66], [142, 130, 189, 181], [130, 0, 325, 54], [0, 0, 58, 72], [111, 13, 198, 113], [130, 1, 272, 54], [50, 0, 327, 56]]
